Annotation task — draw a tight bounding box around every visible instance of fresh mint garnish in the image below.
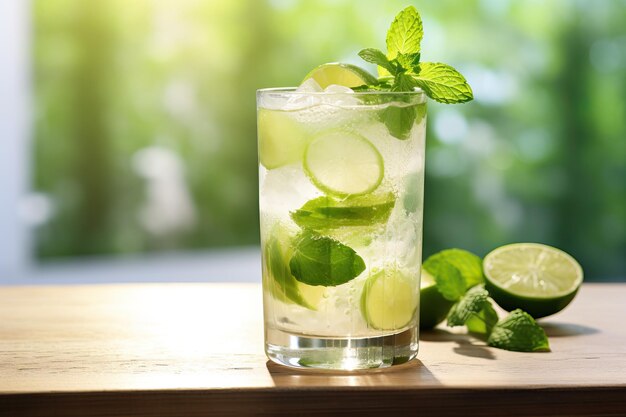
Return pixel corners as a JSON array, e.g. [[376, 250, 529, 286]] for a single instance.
[[487, 309, 551, 352], [413, 63, 473, 104], [357, 6, 473, 104], [386, 6, 423, 59], [291, 193, 395, 231], [289, 231, 365, 287]]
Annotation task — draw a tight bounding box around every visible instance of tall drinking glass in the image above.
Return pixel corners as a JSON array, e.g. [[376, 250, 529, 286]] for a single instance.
[[257, 88, 427, 370]]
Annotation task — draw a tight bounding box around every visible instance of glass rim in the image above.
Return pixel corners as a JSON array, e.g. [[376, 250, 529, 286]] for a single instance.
[[257, 87, 426, 97]]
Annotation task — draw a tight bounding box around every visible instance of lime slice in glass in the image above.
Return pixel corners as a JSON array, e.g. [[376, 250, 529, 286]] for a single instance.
[[483, 243, 583, 318], [419, 268, 454, 329], [258, 108, 308, 169], [361, 269, 418, 330], [303, 63, 377, 89], [304, 131, 384, 197]]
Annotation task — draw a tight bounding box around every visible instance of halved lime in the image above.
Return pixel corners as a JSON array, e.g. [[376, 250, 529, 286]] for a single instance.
[[258, 108, 308, 169], [361, 269, 418, 330], [483, 243, 583, 318], [303, 63, 377, 89], [303, 131, 384, 197], [419, 268, 454, 329]]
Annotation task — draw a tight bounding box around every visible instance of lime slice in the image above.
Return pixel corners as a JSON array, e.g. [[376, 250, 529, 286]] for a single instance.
[[483, 243, 583, 318], [361, 269, 418, 330], [419, 268, 454, 329], [258, 108, 308, 169], [290, 192, 396, 230], [304, 131, 384, 196], [303, 63, 377, 89]]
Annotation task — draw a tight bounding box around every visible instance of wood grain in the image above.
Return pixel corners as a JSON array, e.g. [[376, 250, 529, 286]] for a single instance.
[[0, 283, 625, 416]]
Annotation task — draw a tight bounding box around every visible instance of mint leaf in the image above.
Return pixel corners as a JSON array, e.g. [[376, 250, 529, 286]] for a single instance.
[[358, 48, 396, 75], [424, 260, 465, 301], [291, 193, 395, 231], [466, 301, 499, 335], [447, 285, 491, 326], [413, 62, 473, 104], [289, 231, 365, 287], [386, 6, 423, 59], [381, 106, 417, 140], [422, 248, 484, 289], [378, 73, 419, 140], [397, 52, 421, 70], [488, 309, 551, 352]]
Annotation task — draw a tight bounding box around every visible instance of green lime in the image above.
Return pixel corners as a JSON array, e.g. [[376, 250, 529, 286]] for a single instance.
[[361, 269, 418, 330], [303, 63, 377, 89], [419, 268, 454, 329], [303, 130, 384, 197], [483, 243, 583, 319], [258, 108, 308, 169]]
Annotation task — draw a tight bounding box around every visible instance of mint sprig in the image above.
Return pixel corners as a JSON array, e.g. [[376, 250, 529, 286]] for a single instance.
[[357, 6, 473, 104]]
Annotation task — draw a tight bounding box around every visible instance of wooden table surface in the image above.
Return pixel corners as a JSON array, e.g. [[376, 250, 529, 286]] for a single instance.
[[0, 283, 624, 417]]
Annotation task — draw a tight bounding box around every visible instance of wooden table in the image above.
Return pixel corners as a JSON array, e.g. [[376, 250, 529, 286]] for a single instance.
[[0, 283, 624, 416]]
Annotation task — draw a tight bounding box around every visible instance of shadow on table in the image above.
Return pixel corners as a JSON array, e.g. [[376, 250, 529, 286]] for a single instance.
[[539, 322, 599, 337], [420, 329, 495, 360], [265, 358, 441, 387]]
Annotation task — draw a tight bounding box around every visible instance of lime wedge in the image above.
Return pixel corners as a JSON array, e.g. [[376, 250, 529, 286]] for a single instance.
[[361, 269, 418, 330], [483, 243, 583, 318], [303, 63, 377, 89], [304, 131, 384, 197], [419, 268, 454, 329], [258, 108, 308, 169]]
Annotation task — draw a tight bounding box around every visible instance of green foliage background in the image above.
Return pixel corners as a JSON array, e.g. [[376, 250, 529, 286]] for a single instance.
[[33, 0, 626, 280]]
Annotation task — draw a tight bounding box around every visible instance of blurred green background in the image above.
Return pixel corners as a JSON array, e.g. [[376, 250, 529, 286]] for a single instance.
[[32, 0, 625, 280]]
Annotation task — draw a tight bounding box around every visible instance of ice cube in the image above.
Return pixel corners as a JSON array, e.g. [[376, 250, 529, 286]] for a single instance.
[[297, 78, 323, 93], [322, 84, 359, 106], [323, 84, 354, 94], [283, 79, 323, 110]]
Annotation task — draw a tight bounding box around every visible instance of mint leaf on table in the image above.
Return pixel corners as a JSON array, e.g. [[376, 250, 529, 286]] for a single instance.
[[423, 248, 484, 289], [488, 309, 551, 352], [412, 63, 473, 104], [289, 231, 365, 287], [291, 193, 395, 231], [424, 261, 466, 302], [446, 285, 491, 327], [386, 6, 423, 58]]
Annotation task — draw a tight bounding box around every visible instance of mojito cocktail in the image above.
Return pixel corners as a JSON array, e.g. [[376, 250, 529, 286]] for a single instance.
[[257, 5, 473, 370], [258, 85, 426, 369]]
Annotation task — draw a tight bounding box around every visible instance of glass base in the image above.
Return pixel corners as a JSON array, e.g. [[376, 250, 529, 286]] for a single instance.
[[265, 326, 419, 371]]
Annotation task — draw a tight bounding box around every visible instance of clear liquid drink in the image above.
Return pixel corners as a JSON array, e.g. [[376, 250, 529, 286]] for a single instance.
[[257, 87, 426, 370]]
